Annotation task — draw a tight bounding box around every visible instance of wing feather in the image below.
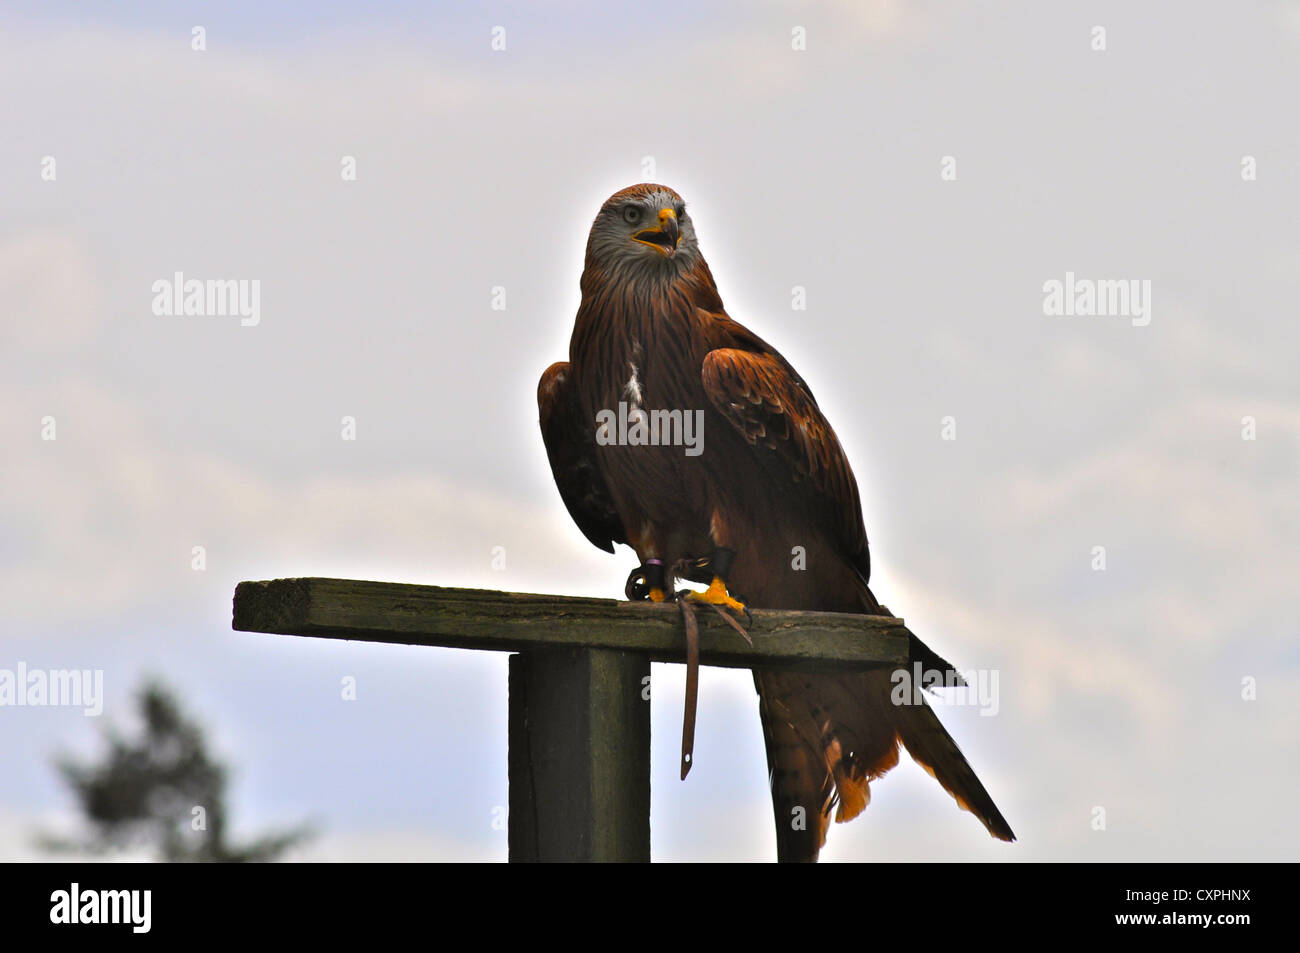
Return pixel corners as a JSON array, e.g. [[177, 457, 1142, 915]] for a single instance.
[[537, 361, 624, 553], [701, 345, 868, 564]]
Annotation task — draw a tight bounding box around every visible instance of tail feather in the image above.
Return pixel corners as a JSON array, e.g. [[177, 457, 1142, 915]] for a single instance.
[[753, 567, 1014, 859], [756, 668, 904, 861], [756, 674, 833, 862], [893, 698, 1016, 841], [755, 666, 1014, 860]]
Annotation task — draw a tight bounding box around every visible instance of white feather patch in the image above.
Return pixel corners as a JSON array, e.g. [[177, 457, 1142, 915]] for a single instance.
[[624, 362, 643, 406]]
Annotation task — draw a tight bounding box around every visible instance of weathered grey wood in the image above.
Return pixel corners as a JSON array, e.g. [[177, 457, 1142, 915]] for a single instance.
[[234, 577, 915, 863], [508, 650, 650, 862], [233, 577, 909, 672]]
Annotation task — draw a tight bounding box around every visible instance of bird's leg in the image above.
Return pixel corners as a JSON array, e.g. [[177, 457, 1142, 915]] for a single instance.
[[686, 547, 746, 613], [686, 546, 752, 644], [678, 554, 715, 587], [624, 559, 671, 602], [644, 558, 668, 603]]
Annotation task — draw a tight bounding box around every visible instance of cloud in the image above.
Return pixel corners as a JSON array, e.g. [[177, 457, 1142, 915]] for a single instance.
[[2, 3, 1297, 861]]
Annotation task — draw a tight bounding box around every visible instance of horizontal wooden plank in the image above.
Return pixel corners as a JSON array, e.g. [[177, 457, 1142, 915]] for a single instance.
[[233, 577, 909, 672]]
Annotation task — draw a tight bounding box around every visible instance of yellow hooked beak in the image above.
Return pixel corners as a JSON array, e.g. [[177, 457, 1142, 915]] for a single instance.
[[632, 207, 681, 257]]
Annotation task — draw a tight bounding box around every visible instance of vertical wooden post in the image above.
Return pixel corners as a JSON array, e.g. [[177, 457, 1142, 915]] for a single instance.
[[508, 648, 651, 862]]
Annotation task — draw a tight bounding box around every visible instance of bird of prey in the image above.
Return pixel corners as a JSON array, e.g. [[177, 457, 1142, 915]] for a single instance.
[[538, 183, 1014, 861]]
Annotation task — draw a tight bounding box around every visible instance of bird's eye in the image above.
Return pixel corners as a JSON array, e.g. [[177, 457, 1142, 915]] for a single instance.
[[622, 206, 642, 225]]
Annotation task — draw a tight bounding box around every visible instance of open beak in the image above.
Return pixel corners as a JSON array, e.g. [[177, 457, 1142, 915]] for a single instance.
[[633, 208, 681, 257]]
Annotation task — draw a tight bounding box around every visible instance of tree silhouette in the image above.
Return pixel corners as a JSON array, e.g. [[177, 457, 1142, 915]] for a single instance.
[[43, 679, 312, 862]]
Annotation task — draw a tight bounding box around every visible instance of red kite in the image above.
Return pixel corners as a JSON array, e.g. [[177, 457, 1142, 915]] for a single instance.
[[538, 183, 1014, 860]]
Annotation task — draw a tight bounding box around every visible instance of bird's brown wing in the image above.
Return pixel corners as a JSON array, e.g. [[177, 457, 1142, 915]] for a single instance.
[[537, 361, 625, 553], [702, 337, 1016, 859], [704, 340, 969, 679], [700, 344, 869, 574]]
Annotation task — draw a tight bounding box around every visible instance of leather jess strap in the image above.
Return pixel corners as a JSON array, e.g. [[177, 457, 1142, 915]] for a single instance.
[[679, 595, 700, 780]]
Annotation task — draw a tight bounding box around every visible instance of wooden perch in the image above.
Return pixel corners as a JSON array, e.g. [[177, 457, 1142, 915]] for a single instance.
[[232, 577, 909, 672], [233, 577, 911, 862]]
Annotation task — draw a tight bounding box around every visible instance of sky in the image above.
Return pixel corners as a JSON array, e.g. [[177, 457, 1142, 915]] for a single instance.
[[1, 0, 1297, 862]]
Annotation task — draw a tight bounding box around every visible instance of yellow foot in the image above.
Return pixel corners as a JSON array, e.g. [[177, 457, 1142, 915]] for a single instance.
[[649, 587, 667, 603], [687, 577, 746, 612]]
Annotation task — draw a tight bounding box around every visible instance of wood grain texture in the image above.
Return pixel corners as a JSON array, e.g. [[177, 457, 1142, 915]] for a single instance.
[[233, 577, 909, 672]]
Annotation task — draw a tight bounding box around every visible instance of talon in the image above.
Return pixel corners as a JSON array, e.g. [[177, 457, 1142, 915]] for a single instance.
[[649, 587, 667, 603], [688, 577, 746, 613]]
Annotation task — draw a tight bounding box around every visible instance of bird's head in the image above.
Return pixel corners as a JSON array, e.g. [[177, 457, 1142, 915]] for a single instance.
[[584, 183, 700, 274]]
